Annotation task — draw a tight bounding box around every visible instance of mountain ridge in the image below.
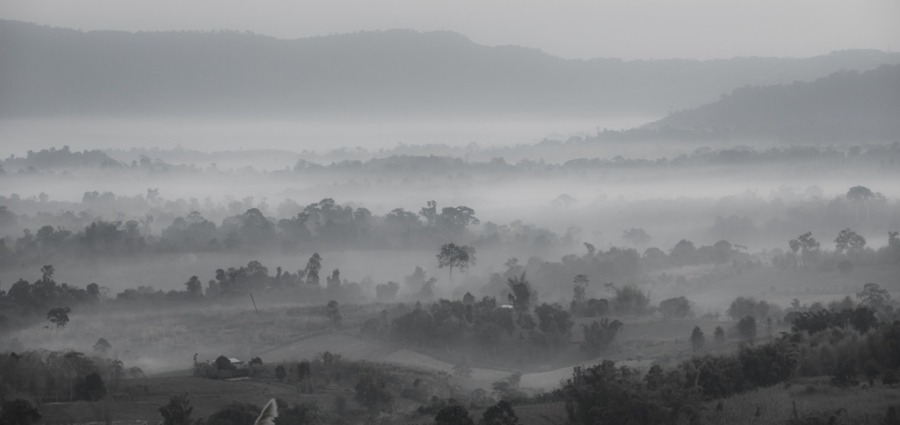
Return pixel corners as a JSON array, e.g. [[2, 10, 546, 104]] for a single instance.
[[642, 64, 900, 142], [2, 19, 899, 119]]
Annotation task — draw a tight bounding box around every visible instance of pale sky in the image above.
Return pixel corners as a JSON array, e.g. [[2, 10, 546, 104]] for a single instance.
[[1, 0, 898, 59]]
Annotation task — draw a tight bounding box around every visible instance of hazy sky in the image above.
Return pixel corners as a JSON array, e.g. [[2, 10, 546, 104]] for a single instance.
[[2, 0, 898, 60]]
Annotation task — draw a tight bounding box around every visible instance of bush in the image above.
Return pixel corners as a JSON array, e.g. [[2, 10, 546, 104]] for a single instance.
[[0, 399, 41, 425], [659, 296, 692, 319], [74, 372, 107, 401], [613, 284, 650, 315], [435, 404, 474, 425], [728, 297, 771, 321], [206, 402, 260, 425], [159, 393, 194, 425]]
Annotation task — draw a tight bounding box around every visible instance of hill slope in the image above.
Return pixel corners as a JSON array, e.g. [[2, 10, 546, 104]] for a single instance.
[[2, 20, 899, 119], [644, 64, 900, 141]]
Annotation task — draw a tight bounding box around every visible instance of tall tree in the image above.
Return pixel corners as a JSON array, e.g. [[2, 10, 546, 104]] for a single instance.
[[305, 253, 322, 286], [437, 243, 475, 280], [690, 326, 705, 353]]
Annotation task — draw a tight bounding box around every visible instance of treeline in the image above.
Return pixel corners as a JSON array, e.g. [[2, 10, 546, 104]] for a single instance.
[[0, 349, 143, 404], [772, 227, 900, 271], [0, 198, 484, 267], [559, 315, 900, 425], [5, 144, 900, 177]]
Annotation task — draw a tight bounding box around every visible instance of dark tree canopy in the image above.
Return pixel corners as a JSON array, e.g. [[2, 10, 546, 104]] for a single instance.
[[0, 399, 42, 425], [159, 393, 195, 425]]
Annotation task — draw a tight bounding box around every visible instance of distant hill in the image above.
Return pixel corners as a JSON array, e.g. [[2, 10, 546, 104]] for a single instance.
[[2, 19, 900, 119], [643, 64, 900, 141]]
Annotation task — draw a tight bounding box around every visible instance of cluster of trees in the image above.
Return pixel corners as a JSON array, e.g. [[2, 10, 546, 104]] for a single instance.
[[560, 310, 900, 424], [362, 278, 579, 364], [8, 144, 900, 185], [2, 198, 482, 265], [773, 224, 900, 271], [0, 349, 142, 404], [0, 256, 360, 333], [363, 273, 642, 364]]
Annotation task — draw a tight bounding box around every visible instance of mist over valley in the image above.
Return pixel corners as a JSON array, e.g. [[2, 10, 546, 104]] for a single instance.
[[1, 10, 900, 425]]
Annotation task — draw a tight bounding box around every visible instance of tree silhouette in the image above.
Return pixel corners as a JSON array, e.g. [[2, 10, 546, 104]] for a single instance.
[[506, 272, 531, 313], [690, 326, 705, 353], [737, 316, 757, 342], [159, 393, 195, 425], [437, 243, 475, 280], [47, 306, 71, 330], [834, 228, 866, 254], [435, 404, 474, 425], [482, 400, 520, 425], [326, 300, 342, 328], [305, 253, 322, 286]]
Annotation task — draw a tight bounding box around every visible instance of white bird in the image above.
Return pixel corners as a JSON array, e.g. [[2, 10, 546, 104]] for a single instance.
[[253, 399, 278, 425]]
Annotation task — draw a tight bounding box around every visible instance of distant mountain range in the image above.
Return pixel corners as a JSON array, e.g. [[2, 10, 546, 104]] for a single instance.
[[643, 64, 900, 142], [2, 19, 899, 120]]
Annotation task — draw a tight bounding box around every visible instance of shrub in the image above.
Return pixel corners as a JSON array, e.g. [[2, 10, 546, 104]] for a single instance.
[[659, 296, 692, 319]]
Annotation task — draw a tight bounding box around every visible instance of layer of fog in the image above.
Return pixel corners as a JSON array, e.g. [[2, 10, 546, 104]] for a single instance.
[[0, 117, 653, 160]]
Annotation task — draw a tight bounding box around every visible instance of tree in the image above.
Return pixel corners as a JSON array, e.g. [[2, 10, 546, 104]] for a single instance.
[[185, 276, 203, 297], [0, 399, 41, 425], [434, 404, 474, 425], [622, 228, 652, 247], [215, 355, 235, 371], [305, 253, 322, 286], [275, 365, 287, 382], [659, 296, 692, 319], [737, 316, 757, 343], [690, 326, 705, 353], [435, 205, 480, 233], [326, 300, 342, 328], [93, 338, 111, 355], [581, 318, 623, 356], [670, 239, 697, 265], [835, 228, 866, 254], [74, 372, 107, 401], [857, 282, 890, 311], [375, 281, 399, 301], [847, 185, 877, 222], [506, 272, 531, 313], [47, 306, 71, 330], [714, 326, 725, 346], [436, 243, 475, 280], [482, 400, 520, 425], [354, 373, 392, 412], [159, 393, 195, 425], [789, 231, 820, 267], [206, 402, 261, 425]]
